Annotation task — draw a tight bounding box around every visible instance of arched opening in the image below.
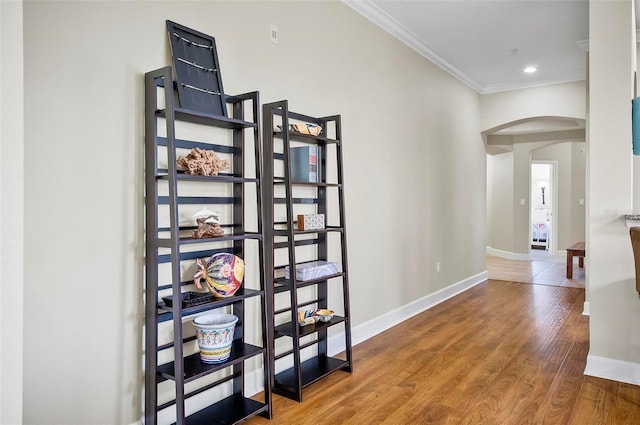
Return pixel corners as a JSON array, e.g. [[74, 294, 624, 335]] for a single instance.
[[483, 116, 585, 155], [485, 116, 586, 286]]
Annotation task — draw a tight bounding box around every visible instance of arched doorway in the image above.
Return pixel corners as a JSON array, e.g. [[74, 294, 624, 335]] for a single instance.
[[484, 116, 586, 286]]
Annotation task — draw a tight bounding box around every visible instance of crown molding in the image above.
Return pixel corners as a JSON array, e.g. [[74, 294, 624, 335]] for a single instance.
[[579, 29, 640, 51], [480, 72, 586, 94], [343, 0, 587, 95], [342, 0, 483, 93]]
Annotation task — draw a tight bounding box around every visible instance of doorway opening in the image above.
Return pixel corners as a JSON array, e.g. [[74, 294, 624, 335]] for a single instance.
[[530, 162, 556, 256]]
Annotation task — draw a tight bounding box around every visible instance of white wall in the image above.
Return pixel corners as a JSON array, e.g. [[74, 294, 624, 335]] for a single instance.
[[532, 141, 586, 249], [511, 142, 535, 254], [585, 0, 640, 384], [0, 1, 24, 424], [487, 152, 514, 252], [21, 1, 485, 423], [486, 140, 586, 256], [571, 142, 587, 245], [481, 81, 587, 132], [482, 82, 586, 256]]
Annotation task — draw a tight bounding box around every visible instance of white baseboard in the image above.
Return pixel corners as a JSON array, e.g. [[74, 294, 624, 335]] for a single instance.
[[584, 354, 640, 385], [245, 367, 266, 397], [245, 271, 488, 397], [328, 271, 488, 356], [486, 246, 530, 261], [487, 246, 566, 261], [582, 301, 590, 316]]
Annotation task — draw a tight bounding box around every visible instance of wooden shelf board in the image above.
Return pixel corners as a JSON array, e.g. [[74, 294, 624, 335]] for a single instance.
[[273, 226, 343, 236], [157, 107, 257, 129], [272, 272, 346, 288], [157, 173, 258, 184], [157, 341, 264, 383], [181, 393, 268, 425], [157, 287, 263, 323], [274, 315, 346, 338], [271, 131, 339, 145], [154, 231, 262, 248], [272, 177, 340, 188], [274, 356, 350, 396]]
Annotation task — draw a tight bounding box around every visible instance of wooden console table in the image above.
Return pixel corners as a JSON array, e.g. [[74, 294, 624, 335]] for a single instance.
[[566, 242, 585, 279]]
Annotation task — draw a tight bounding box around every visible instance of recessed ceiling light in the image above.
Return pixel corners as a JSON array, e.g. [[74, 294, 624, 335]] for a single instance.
[[524, 66, 538, 73]]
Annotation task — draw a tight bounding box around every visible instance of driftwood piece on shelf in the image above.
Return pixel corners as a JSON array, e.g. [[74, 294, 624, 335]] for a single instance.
[[177, 147, 230, 176], [193, 217, 225, 239]]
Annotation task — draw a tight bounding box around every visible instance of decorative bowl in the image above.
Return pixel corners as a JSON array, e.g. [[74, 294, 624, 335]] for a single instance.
[[298, 309, 319, 326], [194, 253, 244, 298], [314, 309, 335, 322], [290, 123, 322, 136]]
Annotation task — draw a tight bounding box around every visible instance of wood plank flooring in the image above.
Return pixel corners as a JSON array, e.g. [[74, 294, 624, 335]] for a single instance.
[[245, 280, 640, 424]]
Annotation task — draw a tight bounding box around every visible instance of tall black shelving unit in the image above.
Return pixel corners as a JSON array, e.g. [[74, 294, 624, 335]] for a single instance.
[[144, 66, 271, 424], [262, 100, 353, 402]]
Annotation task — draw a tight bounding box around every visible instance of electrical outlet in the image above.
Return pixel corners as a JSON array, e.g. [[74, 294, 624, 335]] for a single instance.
[[436, 262, 441, 273], [270, 24, 278, 44]]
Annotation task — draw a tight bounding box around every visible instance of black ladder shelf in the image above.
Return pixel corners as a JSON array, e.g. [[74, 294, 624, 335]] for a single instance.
[[262, 100, 353, 402], [144, 66, 272, 424]]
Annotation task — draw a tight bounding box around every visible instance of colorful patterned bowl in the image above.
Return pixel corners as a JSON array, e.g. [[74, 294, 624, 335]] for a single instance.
[[298, 309, 319, 326], [193, 313, 238, 363], [194, 253, 245, 298], [314, 309, 335, 322]]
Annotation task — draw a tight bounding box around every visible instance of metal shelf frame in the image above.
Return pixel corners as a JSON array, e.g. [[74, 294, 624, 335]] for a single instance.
[[262, 100, 353, 402], [144, 66, 272, 424]]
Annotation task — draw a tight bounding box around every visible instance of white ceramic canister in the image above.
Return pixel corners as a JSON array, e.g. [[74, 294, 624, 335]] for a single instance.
[[193, 313, 239, 363]]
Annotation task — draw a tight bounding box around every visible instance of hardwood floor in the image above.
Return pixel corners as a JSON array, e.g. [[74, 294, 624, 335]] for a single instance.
[[245, 280, 640, 424]]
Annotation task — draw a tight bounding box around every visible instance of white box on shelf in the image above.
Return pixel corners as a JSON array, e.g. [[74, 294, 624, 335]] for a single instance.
[[297, 213, 325, 231], [284, 260, 338, 281]]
